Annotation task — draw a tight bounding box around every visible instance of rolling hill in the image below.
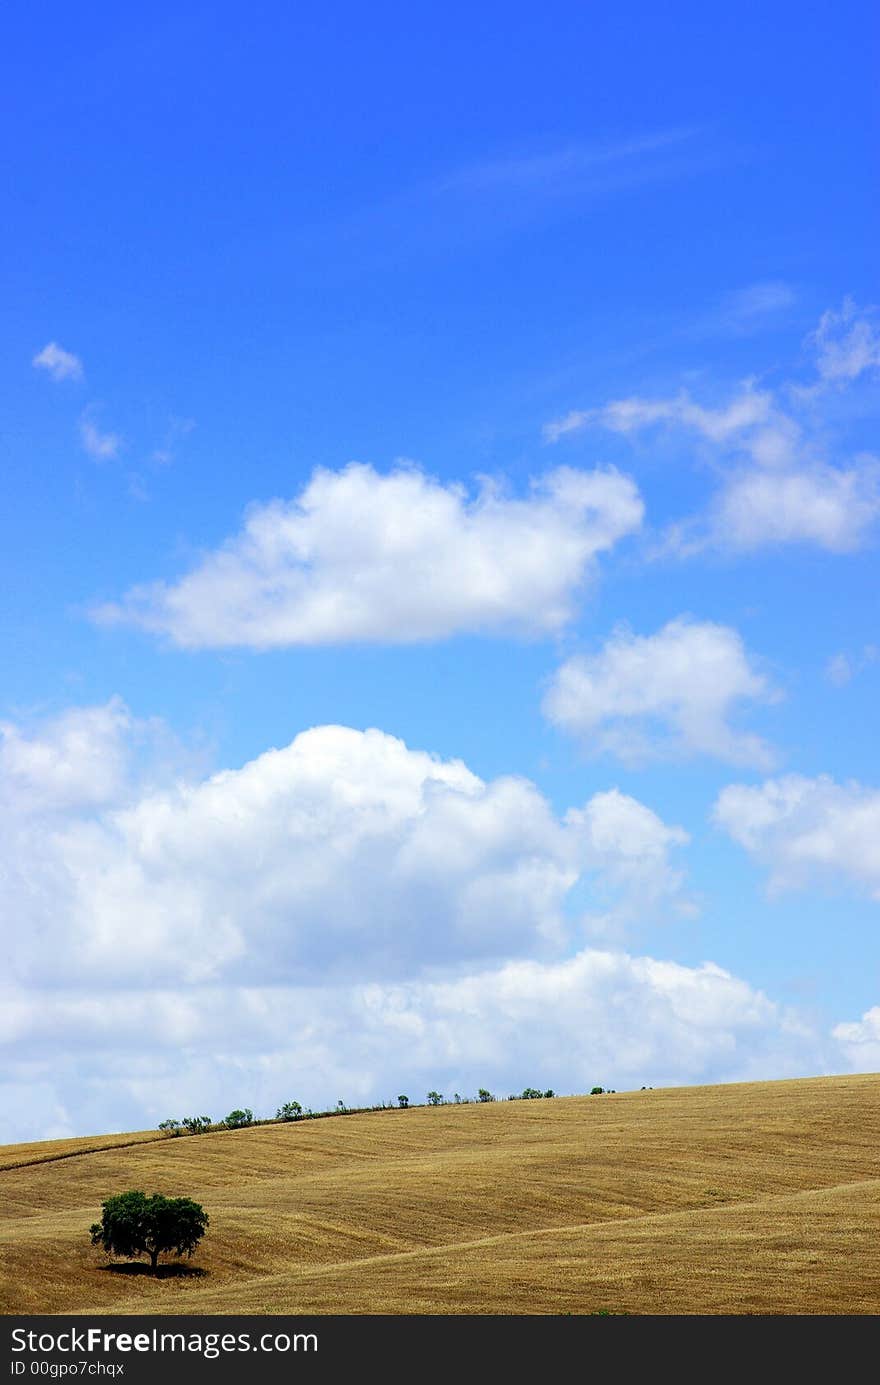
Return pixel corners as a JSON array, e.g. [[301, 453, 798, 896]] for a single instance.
[[2, 1073, 879, 1315]]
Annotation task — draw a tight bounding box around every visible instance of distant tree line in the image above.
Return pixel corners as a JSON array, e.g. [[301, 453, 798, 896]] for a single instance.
[[157, 1083, 624, 1136]]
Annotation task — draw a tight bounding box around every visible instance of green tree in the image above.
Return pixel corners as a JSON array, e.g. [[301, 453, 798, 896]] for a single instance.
[[224, 1108, 253, 1128], [477, 1088, 495, 1103], [89, 1190, 208, 1272], [397, 1094, 409, 1108], [181, 1115, 212, 1134], [426, 1091, 443, 1106], [158, 1119, 182, 1136], [276, 1101, 302, 1121]]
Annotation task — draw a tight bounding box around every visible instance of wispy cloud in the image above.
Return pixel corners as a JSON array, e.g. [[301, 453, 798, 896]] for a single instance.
[[79, 412, 123, 461], [151, 415, 196, 467], [543, 382, 782, 449], [825, 645, 879, 687], [719, 281, 797, 329], [808, 297, 880, 385], [434, 128, 704, 198], [301, 128, 715, 269], [32, 341, 83, 382], [544, 300, 880, 556]]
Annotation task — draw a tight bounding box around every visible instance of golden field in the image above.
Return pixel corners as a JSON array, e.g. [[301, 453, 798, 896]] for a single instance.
[[2, 1073, 879, 1316]]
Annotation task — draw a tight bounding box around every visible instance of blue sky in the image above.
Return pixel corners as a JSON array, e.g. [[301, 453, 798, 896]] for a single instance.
[[2, 2, 878, 1141]]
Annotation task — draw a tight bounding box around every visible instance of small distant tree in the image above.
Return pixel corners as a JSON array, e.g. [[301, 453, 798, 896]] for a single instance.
[[224, 1108, 253, 1128], [520, 1088, 543, 1100], [426, 1091, 443, 1106], [544, 1089, 555, 1099], [477, 1088, 495, 1103], [158, 1119, 182, 1136], [590, 1087, 605, 1096], [336, 1099, 347, 1114], [89, 1190, 208, 1273], [397, 1094, 409, 1109], [181, 1116, 212, 1134], [276, 1101, 302, 1122]]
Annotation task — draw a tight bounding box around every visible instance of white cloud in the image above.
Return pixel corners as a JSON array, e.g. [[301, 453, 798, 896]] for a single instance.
[[437, 129, 700, 198], [2, 710, 693, 997], [0, 949, 823, 1143], [0, 698, 133, 815], [544, 381, 787, 455], [80, 414, 122, 460], [0, 702, 839, 1143], [808, 298, 880, 384], [714, 774, 880, 899], [826, 653, 853, 687], [543, 618, 778, 767], [564, 790, 694, 933], [32, 341, 83, 382], [825, 645, 878, 687], [832, 1006, 880, 1071], [544, 302, 880, 555], [721, 281, 796, 327], [92, 462, 643, 648], [711, 459, 880, 553]]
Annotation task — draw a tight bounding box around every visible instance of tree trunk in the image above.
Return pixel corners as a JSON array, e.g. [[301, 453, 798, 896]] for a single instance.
[[149, 1249, 159, 1272]]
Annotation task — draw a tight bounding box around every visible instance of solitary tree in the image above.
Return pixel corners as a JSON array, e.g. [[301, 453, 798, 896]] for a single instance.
[[426, 1091, 443, 1106], [397, 1094, 409, 1108], [89, 1190, 208, 1273], [477, 1088, 495, 1103]]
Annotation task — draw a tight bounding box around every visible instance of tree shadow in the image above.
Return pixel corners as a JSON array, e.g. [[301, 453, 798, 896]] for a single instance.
[[99, 1262, 207, 1280]]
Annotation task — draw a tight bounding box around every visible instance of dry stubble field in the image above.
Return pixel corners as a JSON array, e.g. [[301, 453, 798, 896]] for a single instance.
[[2, 1073, 879, 1316]]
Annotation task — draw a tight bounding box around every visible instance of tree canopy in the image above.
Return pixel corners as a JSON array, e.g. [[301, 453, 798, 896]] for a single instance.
[[89, 1190, 208, 1271]]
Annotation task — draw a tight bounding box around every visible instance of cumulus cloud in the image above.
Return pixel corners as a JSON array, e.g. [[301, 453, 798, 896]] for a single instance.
[[0, 950, 824, 1144], [710, 460, 880, 554], [80, 414, 122, 460], [91, 462, 643, 648], [543, 618, 778, 767], [564, 790, 695, 933], [32, 341, 83, 382], [2, 709, 694, 997], [0, 698, 134, 816], [714, 774, 880, 899], [0, 702, 840, 1142], [832, 1006, 880, 1071], [544, 301, 880, 555]]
